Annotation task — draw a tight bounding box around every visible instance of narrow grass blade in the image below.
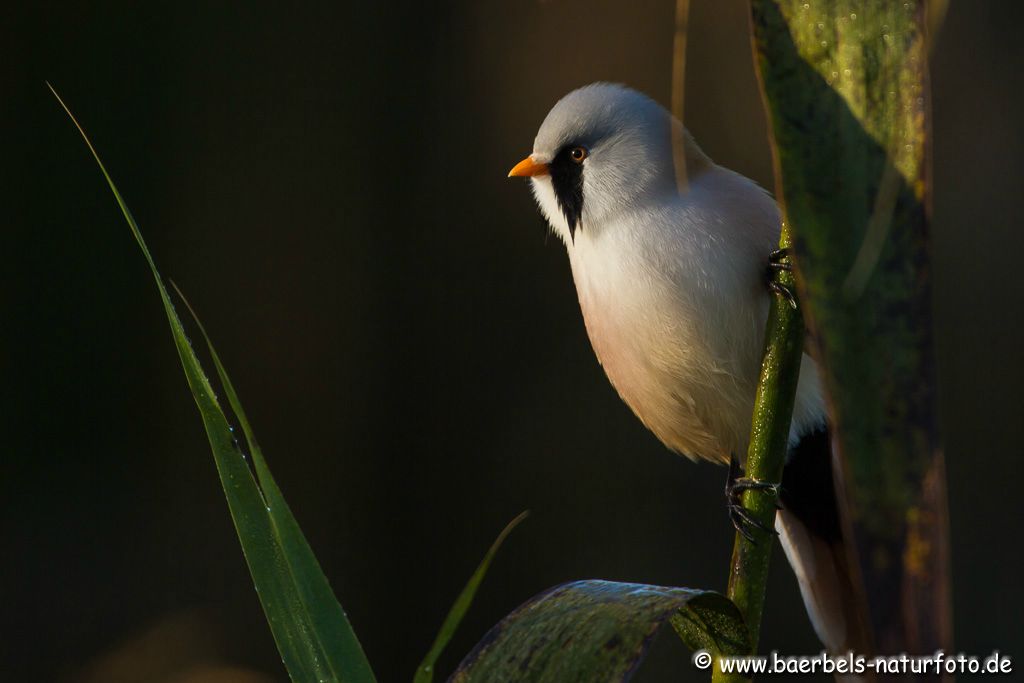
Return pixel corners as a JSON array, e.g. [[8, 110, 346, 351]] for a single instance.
[[451, 580, 748, 682], [172, 284, 377, 683], [50, 83, 377, 683], [413, 511, 529, 683]]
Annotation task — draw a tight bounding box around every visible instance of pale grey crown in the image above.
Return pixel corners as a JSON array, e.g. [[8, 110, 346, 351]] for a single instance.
[[532, 83, 681, 219]]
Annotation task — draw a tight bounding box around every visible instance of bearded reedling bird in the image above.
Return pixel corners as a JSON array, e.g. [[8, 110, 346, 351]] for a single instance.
[[509, 83, 869, 657]]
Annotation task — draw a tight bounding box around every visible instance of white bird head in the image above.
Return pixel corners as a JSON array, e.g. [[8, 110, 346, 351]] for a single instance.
[[509, 83, 709, 244]]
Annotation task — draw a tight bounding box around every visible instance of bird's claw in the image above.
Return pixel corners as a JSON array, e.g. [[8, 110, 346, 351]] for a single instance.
[[768, 280, 798, 309], [726, 455, 780, 543], [731, 477, 781, 497], [729, 503, 770, 543], [766, 248, 798, 309], [767, 247, 793, 271]]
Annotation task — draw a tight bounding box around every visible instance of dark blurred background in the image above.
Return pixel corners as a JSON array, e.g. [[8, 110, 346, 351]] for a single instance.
[[4, 1, 1022, 681]]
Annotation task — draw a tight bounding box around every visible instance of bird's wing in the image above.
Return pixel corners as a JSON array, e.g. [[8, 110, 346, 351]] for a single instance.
[[776, 427, 873, 676]]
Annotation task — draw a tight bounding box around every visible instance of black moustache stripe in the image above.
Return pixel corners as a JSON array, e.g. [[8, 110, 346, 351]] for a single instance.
[[549, 147, 584, 240]]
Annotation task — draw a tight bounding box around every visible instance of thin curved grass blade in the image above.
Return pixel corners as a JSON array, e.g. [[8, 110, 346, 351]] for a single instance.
[[173, 285, 376, 683], [413, 511, 529, 683], [50, 83, 377, 683]]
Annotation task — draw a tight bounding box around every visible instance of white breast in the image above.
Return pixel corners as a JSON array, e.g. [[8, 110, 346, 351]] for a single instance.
[[546, 167, 826, 463]]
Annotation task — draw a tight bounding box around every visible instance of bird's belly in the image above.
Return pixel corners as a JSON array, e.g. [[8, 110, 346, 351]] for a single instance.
[[574, 272, 755, 464]]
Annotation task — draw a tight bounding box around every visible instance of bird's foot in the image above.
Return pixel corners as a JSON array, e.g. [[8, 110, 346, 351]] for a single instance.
[[726, 455, 781, 543], [765, 248, 798, 310], [767, 247, 792, 272]]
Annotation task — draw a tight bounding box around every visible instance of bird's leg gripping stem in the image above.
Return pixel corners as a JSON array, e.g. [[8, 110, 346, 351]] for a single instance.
[[766, 247, 797, 309], [726, 454, 781, 543]]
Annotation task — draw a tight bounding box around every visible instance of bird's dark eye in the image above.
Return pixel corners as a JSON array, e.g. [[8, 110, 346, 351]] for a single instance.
[[569, 146, 588, 163]]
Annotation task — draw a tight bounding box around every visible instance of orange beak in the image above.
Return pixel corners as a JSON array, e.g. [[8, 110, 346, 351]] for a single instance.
[[508, 155, 549, 178]]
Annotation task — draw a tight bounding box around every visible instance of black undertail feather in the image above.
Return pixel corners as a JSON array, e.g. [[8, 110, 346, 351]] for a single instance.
[[780, 426, 841, 543], [548, 146, 585, 240]]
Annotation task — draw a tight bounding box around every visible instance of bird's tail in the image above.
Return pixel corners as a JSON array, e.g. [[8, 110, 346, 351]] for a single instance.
[[775, 427, 873, 680]]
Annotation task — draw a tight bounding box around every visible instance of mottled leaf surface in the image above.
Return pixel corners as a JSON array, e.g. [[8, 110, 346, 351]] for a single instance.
[[748, 0, 951, 654], [451, 580, 748, 682]]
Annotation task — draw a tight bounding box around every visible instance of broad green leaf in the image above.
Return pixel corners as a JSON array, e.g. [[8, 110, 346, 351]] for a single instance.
[[669, 592, 750, 661], [450, 580, 748, 682], [413, 511, 529, 683], [51, 83, 377, 683], [748, 0, 950, 654]]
